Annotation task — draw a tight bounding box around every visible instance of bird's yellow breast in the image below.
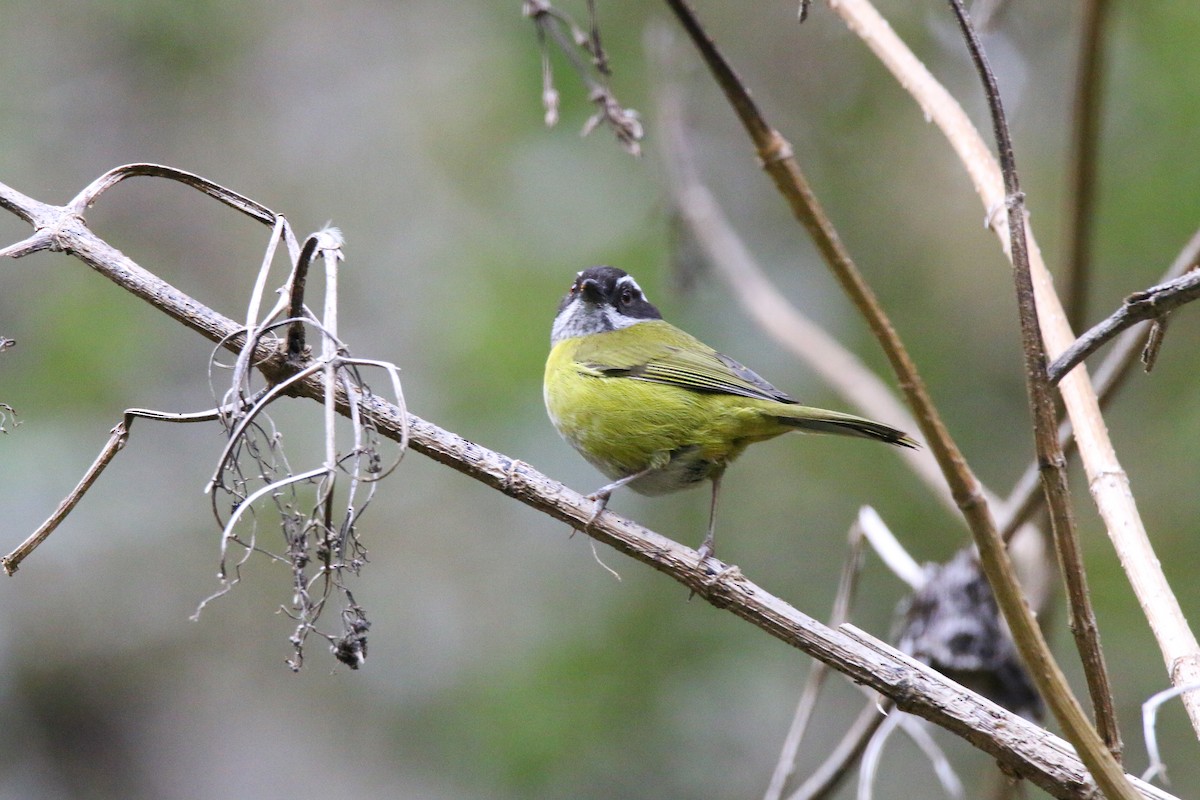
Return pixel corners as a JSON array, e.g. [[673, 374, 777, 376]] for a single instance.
[[544, 328, 790, 494]]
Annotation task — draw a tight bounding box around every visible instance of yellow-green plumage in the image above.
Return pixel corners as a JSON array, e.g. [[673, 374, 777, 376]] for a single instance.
[[552, 324, 791, 486], [546, 320, 914, 495], [544, 266, 916, 560]]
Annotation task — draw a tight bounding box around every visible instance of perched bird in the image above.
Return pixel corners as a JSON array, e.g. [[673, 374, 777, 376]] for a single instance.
[[544, 266, 917, 561]]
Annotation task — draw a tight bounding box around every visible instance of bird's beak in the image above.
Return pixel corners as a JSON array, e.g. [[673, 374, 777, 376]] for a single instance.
[[579, 278, 603, 304]]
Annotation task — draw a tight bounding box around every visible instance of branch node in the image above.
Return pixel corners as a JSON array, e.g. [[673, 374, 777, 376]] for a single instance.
[[757, 131, 795, 167]]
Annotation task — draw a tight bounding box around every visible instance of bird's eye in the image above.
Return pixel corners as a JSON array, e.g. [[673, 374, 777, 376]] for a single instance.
[[619, 288, 635, 306]]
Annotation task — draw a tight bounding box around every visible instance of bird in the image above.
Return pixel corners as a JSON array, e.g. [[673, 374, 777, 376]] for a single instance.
[[543, 265, 917, 562]]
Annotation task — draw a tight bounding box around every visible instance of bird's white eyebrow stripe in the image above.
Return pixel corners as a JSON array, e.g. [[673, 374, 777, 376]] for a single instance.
[[616, 274, 644, 296]]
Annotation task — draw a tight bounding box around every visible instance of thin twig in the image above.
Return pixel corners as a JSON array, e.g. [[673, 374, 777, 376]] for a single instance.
[[243, 216, 298, 332], [285, 233, 323, 362], [856, 505, 924, 591], [999, 324, 1139, 539], [215, 467, 330, 576], [205, 356, 329, 494], [523, 0, 643, 154], [1048, 266, 1200, 383], [946, 0, 1127, 780], [1141, 681, 1200, 785], [999, 226, 1200, 538], [2, 422, 128, 573], [788, 699, 891, 800], [1061, 0, 1112, 332], [1, 405, 231, 574], [68, 163, 275, 224], [765, 519, 868, 800], [857, 712, 901, 800]]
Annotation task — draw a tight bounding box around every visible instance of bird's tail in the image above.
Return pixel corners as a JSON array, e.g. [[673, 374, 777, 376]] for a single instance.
[[774, 407, 919, 449]]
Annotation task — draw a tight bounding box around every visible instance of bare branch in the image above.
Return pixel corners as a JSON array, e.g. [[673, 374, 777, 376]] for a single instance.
[[856, 506, 924, 591], [68, 163, 275, 224], [1000, 225, 1200, 538], [1048, 266, 1200, 383], [653, 56, 957, 520], [2, 420, 129, 574], [1142, 682, 1200, 785], [2, 404, 232, 574], [1062, 0, 1113, 331], [523, 0, 643, 154], [944, 0, 1126, 782]]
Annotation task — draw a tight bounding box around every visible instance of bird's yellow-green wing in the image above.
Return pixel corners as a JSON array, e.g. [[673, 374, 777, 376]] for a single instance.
[[566, 321, 919, 449], [572, 321, 796, 403]]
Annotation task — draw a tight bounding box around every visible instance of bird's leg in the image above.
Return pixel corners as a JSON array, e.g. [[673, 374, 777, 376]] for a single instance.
[[585, 465, 657, 527], [696, 470, 723, 563]]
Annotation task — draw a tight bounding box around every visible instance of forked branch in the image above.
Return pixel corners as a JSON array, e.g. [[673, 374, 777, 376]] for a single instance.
[[1048, 267, 1200, 383]]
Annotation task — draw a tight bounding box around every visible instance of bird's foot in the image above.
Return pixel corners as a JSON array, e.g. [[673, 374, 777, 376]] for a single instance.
[[687, 538, 719, 601], [583, 489, 612, 528], [696, 535, 717, 570]]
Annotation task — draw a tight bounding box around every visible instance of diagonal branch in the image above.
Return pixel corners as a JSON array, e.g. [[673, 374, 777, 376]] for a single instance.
[[654, 65, 953, 519], [2, 420, 129, 574], [1061, 0, 1113, 331], [1048, 265, 1200, 383], [661, 0, 979, 545], [1000, 225, 1200, 537], [945, 0, 1125, 773]]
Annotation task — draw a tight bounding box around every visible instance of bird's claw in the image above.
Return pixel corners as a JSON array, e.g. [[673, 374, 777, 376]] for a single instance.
[[583, 490, 612, 528]]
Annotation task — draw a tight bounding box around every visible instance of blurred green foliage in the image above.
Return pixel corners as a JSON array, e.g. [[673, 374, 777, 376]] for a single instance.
[[2, 1, 1200, 798]]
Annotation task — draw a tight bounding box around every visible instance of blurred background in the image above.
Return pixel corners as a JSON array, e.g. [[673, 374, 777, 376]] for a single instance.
[[2, 1, 1199, 797]]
